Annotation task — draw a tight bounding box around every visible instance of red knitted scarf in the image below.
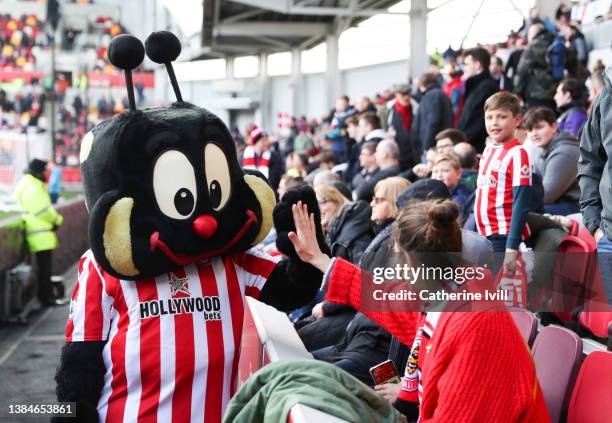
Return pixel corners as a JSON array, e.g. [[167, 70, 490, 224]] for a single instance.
[[394, 101, 412, 131]]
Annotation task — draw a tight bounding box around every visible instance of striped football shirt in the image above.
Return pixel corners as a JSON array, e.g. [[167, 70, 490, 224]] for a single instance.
[[65, 248, 280, 423], [474, 139, 532, 237]]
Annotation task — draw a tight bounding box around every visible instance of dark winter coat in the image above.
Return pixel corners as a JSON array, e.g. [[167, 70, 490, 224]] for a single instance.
[[354, 165, 402, 202], [312, 220, 395, 377], [449, 183, 473, 210], [578, 65, 612, 238], [346, 129, 385, 184], [297, 306, 356, 352], [388, 102, 417, 170], [412, 85, 453, 153], [326, 201, 374, 264], [351, 167, 379, 192], [297, 200, 375, 350], [457, 71, 499, 152], [360, 220, 394, 271], [514, 29, 556, 103]]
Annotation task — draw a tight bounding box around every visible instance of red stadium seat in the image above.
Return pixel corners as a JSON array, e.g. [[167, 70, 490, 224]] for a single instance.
[[532, 325, 582, 423], [567, 350, 612, 423], [549, 221, 597, 322], [578, 311, 612, 350], [508, 307, 538, 347]]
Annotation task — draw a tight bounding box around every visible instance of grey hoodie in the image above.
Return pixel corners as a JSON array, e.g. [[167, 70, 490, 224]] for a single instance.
[[542, 131, 580, 204], [577, 65, 612, 237]]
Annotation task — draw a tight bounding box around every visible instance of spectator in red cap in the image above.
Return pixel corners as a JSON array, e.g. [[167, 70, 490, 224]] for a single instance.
[[241, 128, 284, 191]]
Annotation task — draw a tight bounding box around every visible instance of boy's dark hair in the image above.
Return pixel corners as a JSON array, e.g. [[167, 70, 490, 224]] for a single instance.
[[320, 151, 337, 165], [522, 106, 557, 130], [361, 140, 378, 155], [419, 72, 439, 89], [358, 112, 381, 130], [559, 78, 584, 101], [435, 128, 467, 145], [484, 91, 522, 116], [339, 95, 350, 103], [464, 47, 491, 70], [345, 115, 358, 126]]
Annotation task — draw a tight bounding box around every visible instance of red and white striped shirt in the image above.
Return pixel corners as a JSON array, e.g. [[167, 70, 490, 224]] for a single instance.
[[474, 139, 532, 237], [65, 248, 280, 423], [241, 146, 271, 178]]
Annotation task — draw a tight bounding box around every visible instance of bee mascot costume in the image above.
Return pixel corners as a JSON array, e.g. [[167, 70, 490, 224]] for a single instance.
[[54, 32, 328, 422]]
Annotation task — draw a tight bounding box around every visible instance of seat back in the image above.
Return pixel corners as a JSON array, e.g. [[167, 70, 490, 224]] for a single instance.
[[532, 325, 583, 423], [567, 350, 612, 423], [508, 307, 538, 347], [579, 311, 612, 338], [550, 225, 596, 321], [579, 311, 612, 345]]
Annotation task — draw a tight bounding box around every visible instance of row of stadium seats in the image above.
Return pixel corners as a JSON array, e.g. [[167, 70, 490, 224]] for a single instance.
[[510, 308, 612, 423], [530, 219, 612, 350]]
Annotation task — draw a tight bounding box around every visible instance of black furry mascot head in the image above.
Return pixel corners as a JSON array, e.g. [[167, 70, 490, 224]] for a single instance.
[[80, 32, 276, 280]]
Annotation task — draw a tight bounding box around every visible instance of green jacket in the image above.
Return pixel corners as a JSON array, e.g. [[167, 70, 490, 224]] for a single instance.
[[223, 360, 403, 423], [514, 30, 556, 102], [293, 133, 314, 154], [13, 173, 63, 252]]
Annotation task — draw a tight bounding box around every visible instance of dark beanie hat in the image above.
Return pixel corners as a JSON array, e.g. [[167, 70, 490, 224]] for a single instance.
[[396, 179, 450, 209], [28, 158, 47, 174]]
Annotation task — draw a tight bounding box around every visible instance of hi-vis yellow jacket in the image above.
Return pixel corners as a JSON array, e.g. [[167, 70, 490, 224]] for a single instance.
[[13, 173, 63, 253]]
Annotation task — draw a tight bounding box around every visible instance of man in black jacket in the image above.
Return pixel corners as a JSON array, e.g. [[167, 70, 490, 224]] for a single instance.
[[355, 139, 402, 202], [412, 71, 453, 157], [457, 47, 499, 152], [387, 84, 417, 170]]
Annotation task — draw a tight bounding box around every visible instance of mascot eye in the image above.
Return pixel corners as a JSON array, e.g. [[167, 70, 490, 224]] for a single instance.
[[204, 143, 231, 211], [153, 150, 197, 219]]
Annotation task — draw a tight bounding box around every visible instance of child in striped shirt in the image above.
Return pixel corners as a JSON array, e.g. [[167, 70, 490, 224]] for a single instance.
[[474, 92, 532, 273]]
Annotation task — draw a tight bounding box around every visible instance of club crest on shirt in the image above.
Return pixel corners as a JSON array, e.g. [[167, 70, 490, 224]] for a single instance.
[[520, 164, 531, 179], [488, 176, 497, 188], [169, 272, 191, 297]]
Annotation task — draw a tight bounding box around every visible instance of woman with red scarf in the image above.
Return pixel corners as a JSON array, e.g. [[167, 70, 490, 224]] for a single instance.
[[387, 84, 416, 170], [286, 199, 550, 422]]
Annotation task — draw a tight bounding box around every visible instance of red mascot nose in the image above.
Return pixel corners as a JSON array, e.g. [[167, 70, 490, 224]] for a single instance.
[[192, 214, 218, 239]]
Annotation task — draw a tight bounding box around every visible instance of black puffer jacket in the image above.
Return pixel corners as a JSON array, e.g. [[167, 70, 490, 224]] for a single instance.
[[326, 201, 374, 264], [360, 220, 394, 270], [412, 85, 453, 153], [297, 219, 389, 354], [457, 71, 499, 153], [313, 220, 395, 385]]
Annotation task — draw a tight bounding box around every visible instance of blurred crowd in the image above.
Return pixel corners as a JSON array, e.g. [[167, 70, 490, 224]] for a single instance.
[[0, 13, 46, 71], [0, 7, 139, 166]]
